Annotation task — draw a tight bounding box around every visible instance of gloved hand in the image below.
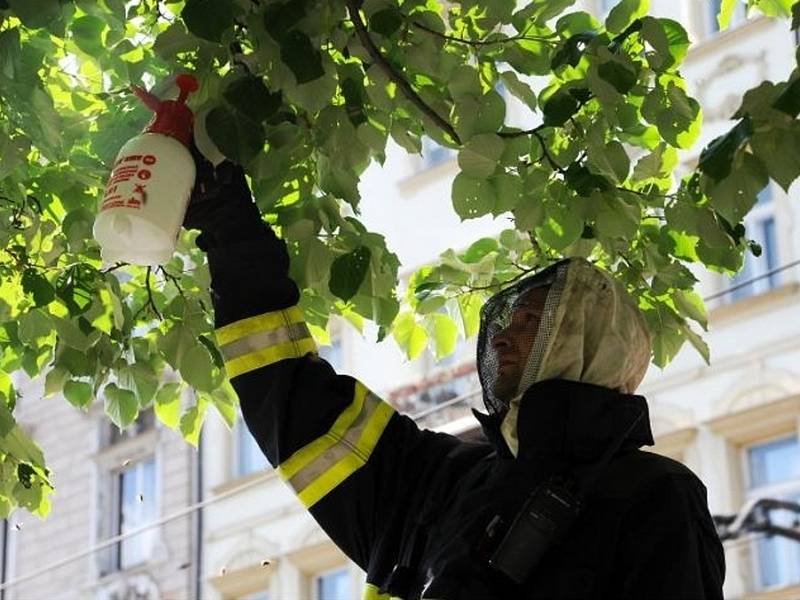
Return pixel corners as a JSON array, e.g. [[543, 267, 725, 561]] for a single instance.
[[183, 143, 268, 249]]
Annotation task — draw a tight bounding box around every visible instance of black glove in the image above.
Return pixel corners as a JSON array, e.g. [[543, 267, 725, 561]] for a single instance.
[[184, 143, 269, 249]]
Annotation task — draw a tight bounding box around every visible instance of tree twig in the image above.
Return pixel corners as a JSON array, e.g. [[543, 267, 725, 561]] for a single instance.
[[101, 262, 129, 274], [412, 20, 559, 47], [345, 0, 462, 145], [134, 266, 162, 321]]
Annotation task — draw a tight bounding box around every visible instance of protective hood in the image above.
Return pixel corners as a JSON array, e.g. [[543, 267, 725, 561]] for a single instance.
[[475, 258, 652, 456]]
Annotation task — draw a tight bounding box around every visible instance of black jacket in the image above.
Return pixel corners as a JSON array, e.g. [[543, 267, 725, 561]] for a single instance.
[[206, 235, 726, 600]]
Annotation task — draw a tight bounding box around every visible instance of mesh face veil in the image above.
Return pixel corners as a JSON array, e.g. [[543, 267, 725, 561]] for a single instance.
[[476, 258, 652, 421], [477, 261, 567, 415]]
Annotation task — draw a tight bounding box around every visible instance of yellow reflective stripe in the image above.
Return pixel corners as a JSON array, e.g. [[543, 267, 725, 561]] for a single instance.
[[296, 400, 394, 508], [277, 383, 368, 480], [362, 583, 405, 600], [224, 337, 316, 378], [215, 306, 305, 345]]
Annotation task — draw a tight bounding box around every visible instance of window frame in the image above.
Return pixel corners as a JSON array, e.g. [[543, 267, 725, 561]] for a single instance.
[[312, 565, 353, 600], [232, 411, 269, 480], [92, 420, 162, 578], [741, 432, 800, 592], [112, 455, 159, 571]]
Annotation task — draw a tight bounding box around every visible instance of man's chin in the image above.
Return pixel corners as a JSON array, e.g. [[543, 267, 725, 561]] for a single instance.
[[493, 377, 519, 403]]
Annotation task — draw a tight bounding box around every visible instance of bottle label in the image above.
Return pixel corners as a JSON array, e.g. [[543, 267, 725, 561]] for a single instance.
[[100, 153, 158, 212]]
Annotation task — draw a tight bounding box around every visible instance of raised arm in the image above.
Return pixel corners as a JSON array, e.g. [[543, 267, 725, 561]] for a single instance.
[[183, 154, 464, 570]]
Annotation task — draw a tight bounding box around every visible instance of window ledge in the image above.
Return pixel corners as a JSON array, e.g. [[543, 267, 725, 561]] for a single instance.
[[706, 395, 800, 446], [709, 282, 800, 325], [649, 426, 697, 461], [744, 583, 800, 600], [212, 469, 275, 497], [396, 156, 457, 195]]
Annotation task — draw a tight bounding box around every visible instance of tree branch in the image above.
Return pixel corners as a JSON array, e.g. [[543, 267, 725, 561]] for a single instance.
[[101, 262, 129, 274], [412, 20, 558, 47], [345, 0, 462, 145], [134, 266, 162, 321]]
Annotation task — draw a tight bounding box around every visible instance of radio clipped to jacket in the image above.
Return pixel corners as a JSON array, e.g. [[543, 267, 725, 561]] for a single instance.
[[488, 477, 582, 584]]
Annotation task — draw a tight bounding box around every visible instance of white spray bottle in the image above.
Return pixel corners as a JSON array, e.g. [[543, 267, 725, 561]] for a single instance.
[[93, 74, 199, 266]]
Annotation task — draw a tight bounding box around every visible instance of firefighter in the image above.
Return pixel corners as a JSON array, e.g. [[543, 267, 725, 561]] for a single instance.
[[185, 154, 725, 599]]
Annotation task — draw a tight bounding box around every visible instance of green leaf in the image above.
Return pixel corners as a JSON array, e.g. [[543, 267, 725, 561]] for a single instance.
[[392, 312, 428, 360], [0, 403, 15, 439], [179, 396, 208, 447], [50, 315, 90, 352], [208, 384, 237, 429], [752, 0, 793, 18], [673, 290, 708, 330], [44, 367, 70, 398], [457, 134, 504, 178], [717, 0, 738, 30], [698, 119, 752, 182], [750, 123, 800, 192], [595, 195, 641, 240], [154, 383, 182, 430], [542, 89, 581, 126], [7, 0, 62, 29], [205, 105, 264, 164], [329, 246, 372, 302], [21, 270, 55, 307], [281, 30, 324, 84], [658, 19, 689, 67], [499, 71, 537, 110], [587, 140, 630, 184], [458, 293, 483, 337], [597, 57, 638, 94], [452, 173, 497, 220], [605, 0, 649, 34], [181, 0, 234, 43], [536, 200, 584, 250], [707, 153, 769, 225], [683, 325, 710, 365], [104, 383, 139, 429], [370, 7, 403, 36], [426, 314, 459, 360], [179, 345, 216, 392], [632, 143, 677, 182], [223, 76, 282, 123], [63, 381, 93, 410], [453, 90, 505, 139], [18, 309, 53, 346], [70, 15, 105, 56]]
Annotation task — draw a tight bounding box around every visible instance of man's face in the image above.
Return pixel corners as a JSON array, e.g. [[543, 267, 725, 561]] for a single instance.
[[491, 286, 550, 402]]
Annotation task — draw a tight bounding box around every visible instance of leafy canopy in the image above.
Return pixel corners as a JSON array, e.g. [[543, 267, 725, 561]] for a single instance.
[[0, 0, 798, 518]]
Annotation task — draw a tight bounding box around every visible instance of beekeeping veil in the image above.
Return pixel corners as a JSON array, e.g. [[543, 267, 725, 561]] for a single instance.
[[476, 258, 652, 456]]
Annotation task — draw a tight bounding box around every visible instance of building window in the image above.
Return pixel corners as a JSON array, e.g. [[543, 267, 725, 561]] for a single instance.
[[744, 434, 800, 590], [115, 457, 158, 570], [705, 0, 746, 36], [420, 136, 453, 170], [315, 567, 352, 600], [240, 592, 270, 600], [598, 0, 616, 18], [318, 337, 345, 373], [727, 185, 779, 302], [234, 412, 268, 478], [108, 410, 155, 446]]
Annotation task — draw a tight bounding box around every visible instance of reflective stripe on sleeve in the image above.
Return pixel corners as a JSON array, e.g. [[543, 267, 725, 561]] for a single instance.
[[362, 583, 405, 600], [215, 306, 316, 378], [277, 381, 395, 508]]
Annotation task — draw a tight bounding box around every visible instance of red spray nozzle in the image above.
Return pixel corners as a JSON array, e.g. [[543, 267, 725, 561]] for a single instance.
[[130, 74, 199, 147]]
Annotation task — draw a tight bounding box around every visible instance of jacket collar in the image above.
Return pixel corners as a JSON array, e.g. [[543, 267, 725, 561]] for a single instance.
[[474, 379, 654, 461]]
